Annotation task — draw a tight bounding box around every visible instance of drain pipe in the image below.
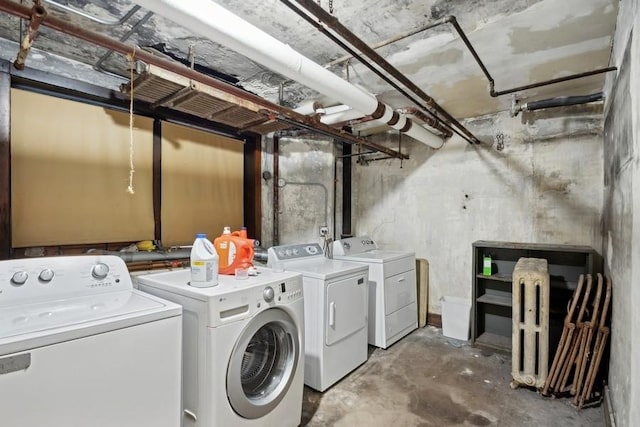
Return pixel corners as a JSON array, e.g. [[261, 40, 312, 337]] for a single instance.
[[511, 92, 604, 117], [133, 0, 443, 149], [13, 3, 47, 70]]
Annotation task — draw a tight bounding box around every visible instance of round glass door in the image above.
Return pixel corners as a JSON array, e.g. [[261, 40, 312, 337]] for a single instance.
[[227, 308, 300, 419]]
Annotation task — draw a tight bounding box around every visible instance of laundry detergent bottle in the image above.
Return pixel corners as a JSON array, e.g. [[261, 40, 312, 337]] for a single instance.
[[190, 233, 219, 287], [214, 226, 255, 275]]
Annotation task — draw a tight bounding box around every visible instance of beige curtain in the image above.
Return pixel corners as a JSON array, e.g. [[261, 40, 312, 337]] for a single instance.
[[11, 89, 154, 247], [161, 122, 244, 246]]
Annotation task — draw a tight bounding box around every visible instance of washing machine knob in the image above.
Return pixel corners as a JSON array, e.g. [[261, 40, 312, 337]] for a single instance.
[[91, 263, 110, 280], [11, 271, 28, 286], [38, 268, 55, 282], [263, 286, 275, 302]]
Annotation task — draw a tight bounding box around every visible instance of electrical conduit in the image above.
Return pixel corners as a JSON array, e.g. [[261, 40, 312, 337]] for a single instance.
[[133, 0, 443, 149]]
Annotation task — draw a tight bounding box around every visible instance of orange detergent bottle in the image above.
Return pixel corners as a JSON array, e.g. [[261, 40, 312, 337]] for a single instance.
[[214, 226, 256, 275]]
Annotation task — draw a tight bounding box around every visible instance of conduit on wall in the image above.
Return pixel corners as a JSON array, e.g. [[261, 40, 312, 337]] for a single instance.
[[132, 0, 444, 149]]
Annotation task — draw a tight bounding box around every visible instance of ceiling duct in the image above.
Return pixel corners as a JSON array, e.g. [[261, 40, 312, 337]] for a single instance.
[[133, 0, 444, 149]]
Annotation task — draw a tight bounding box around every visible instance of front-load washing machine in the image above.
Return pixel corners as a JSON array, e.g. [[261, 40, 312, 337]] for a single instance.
[[267, 243, 368, 392], [134, 268, 304, 427], [332, 236, 417, 349]]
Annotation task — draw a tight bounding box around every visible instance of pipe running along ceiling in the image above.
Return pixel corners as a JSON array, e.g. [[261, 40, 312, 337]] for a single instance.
[[132, 0, 445, 149]]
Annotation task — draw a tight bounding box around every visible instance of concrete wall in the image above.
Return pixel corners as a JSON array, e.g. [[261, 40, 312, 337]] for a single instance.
[[603, 0, 639, 425], [263, 110, 604, 306], [353, 112, 603, 314], [261, 135, 337, 248]]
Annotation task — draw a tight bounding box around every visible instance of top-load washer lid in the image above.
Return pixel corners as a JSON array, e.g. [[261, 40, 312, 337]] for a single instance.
[[134, 267, 302, 302], [267, 243, 367, 279], [0, 255, 181, 356], [332, 249, 413, 264], [273, 258, 367, 281], [331, 236, 414, 263]]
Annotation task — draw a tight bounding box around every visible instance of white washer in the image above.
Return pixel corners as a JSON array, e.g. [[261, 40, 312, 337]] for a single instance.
[[0, 255, 182, 427], [133, 267, 304, 427], [268, 243, 368, 392], [332, 236, 417, 349]]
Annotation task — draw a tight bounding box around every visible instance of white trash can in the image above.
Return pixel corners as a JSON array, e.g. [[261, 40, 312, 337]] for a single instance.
[[441, 296, 471, 341]]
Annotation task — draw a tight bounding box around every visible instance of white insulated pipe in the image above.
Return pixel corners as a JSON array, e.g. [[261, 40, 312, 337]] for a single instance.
[[134, 0, 444, 149], [294, 103, 365, 125], [320, 107, 365, 125]]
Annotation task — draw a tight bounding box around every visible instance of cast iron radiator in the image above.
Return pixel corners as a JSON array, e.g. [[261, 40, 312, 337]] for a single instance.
[[511, 257, 550, 389]]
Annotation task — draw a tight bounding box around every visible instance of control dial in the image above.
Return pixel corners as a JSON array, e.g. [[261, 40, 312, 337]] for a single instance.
[[39, 268, 55, 282], [263, 286, 275, 302], [91, 263, 110, 280], [11, 271, 28, 286]]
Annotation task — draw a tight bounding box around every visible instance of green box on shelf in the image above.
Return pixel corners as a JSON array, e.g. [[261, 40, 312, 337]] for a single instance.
[[483, 256, 492, 276]]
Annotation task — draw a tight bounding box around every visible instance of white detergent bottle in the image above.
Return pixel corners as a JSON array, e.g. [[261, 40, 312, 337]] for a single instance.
[[190, 233, 219, 287]]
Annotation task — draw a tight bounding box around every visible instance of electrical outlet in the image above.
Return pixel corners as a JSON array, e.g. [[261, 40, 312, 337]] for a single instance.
[[319, 226, 329, 237]]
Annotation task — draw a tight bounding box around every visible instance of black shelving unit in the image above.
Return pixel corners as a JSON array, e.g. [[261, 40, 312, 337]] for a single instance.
[[472, 241, 601, 352]]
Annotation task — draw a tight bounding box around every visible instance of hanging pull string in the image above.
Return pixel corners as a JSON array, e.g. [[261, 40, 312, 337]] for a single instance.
[[126, 47, 137, 195]]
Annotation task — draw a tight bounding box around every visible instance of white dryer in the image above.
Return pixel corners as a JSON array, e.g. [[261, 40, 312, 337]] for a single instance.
[[332, 236, 417, 349], [134, 268, 304, 427], [0, 255, 182, 427], [267, 243, 368, 392]]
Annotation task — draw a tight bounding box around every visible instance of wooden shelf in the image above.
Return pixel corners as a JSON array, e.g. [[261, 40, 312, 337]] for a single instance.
[[476, 273, 512, 282], [475, 332, 512, 351], [477, 294, 512, 307], [472, 241, 601, 352]]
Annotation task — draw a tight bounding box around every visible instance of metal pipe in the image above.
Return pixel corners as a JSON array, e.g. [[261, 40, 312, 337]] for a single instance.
[[133, 0, 443, 149], [280, 0, 470, 144], [341, 143, 352, 238], [13, 4, 47, 70], [287, 0, 482, 144], [274, 114, 408, 158], [398, 107, 453, 138], [93, 11, 154, 76], [325, 20, 451, 68], [44, 1, 141, 26], [273, 135, 280, 246], [0, 0, 406, 160], [491, 68, 616, 97], [88, 248, 191, 262], [332, 143, 337, 242], [292, 5, 470, 144], [513, 92, 604, 116], [408, 15, 617, 98]]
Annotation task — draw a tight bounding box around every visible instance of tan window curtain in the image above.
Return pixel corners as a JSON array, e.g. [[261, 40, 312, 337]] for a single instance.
[[11, 89, 154, 247], [161, 122, 244, 247]]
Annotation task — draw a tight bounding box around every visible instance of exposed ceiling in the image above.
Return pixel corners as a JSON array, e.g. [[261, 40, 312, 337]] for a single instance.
[[0, 0, 618, 128]]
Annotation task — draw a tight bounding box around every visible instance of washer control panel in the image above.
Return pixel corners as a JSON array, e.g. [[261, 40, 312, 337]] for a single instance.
[[0, 255, 132, 305], [267, 243, 324, 264]]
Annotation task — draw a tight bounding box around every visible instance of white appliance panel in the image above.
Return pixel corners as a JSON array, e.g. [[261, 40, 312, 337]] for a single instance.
[[384, 269, 418, 315], [385, 301, 419, 346], [331, 237, 418, 349], [325, 274, 367, 346], [0, 255, 183, 427], [133, 268, 305, 427], [267, 243, 369, 391], [0, 316, 181, 427]]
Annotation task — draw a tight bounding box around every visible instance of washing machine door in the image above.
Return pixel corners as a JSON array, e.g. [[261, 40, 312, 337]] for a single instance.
[[227, 307, 300, 419]]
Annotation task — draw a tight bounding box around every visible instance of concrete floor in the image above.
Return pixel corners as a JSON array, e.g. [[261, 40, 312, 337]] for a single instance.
[[301, 326, 603, 426]]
